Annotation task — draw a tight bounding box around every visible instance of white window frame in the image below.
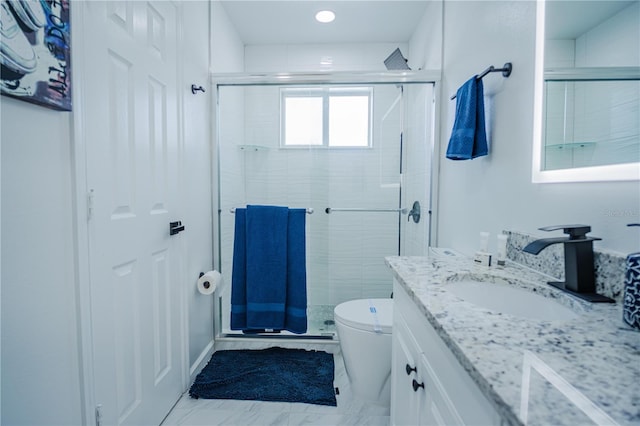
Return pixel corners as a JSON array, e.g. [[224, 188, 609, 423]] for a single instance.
[[280, 86, 373, 148]]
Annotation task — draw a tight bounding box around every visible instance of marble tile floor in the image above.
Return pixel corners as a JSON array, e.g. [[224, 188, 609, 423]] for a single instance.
[[161, 346, 390, 426]]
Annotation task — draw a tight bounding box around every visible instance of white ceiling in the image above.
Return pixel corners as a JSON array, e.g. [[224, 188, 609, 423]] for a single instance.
[[218, 1, 430, 45], [218, 1, 638, 47], [545, 1, 635, 40]]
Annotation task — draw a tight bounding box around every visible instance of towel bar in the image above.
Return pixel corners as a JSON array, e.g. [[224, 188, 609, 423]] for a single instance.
[[229, 207, 314, 214], [450, 62, 512, 100], [325, 207, 408, 214]]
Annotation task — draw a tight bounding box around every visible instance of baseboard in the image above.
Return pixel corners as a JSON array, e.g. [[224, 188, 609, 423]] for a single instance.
[[189, 340, 214, 381]]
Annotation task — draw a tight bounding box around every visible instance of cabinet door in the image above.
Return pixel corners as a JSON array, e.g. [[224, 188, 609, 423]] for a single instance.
[[391, 312, 422, 426], [418, 352, 464, 426], [392, 280, 501, 426]]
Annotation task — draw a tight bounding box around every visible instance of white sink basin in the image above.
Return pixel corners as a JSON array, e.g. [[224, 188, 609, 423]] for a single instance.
[[446, 280, 579, 321]]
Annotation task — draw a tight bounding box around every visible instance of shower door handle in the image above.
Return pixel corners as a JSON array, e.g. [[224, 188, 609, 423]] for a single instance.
[[407, 201, 421, 223]]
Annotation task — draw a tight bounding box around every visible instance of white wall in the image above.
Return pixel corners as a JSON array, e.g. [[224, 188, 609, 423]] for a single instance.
[[437, 0, 640, 258], [1, 100, 82, 424], [574, 2, 640, 68], [245, 43, 408, 72], [211, 1, 245, 73], [210, 1, 245, 334], [182, 0, 216, 378], [408, 0, 443, 71]]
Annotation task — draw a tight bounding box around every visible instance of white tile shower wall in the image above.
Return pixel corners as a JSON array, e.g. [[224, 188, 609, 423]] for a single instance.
[[401, 83, 434, 256], [216, 41, 428, 313], [218, 86, 247, 300], [227, 84, 402, 307]]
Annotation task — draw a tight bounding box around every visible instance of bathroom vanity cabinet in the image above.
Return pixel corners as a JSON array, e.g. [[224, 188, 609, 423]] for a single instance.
[[391, 280, 501, 426]]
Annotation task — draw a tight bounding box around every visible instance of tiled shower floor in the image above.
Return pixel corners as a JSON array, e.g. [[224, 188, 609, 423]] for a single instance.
[[307, 304, 337, 336], [221, 304, 338, 338]]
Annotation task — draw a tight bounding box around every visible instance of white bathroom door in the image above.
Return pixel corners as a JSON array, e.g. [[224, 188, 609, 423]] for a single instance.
[[81, 2, 185, 425]]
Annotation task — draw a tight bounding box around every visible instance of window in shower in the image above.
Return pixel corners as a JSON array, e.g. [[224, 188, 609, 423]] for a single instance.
[[281, 87, 372, 148]]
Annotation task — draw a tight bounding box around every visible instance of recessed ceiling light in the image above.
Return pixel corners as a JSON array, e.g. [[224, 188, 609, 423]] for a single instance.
[[315, 10, 335, 23]]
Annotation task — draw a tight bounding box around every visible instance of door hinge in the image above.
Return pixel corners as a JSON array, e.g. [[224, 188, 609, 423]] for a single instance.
[[95, 404, 103, 426], [87, 189, 95, 221]]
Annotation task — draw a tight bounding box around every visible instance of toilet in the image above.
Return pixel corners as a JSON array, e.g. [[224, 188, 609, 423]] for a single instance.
[[334, 298, 393, 406]]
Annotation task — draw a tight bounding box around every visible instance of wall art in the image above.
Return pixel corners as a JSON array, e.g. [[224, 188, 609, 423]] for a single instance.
[[0, 0, 71, 111]]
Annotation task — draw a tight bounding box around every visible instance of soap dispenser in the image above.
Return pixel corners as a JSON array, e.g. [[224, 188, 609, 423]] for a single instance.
[[473, 231, 492, 266], [623, 224, 640, 331]]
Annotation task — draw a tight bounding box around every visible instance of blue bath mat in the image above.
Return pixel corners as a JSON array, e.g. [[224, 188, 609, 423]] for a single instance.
[[189, 347, 337, 406]]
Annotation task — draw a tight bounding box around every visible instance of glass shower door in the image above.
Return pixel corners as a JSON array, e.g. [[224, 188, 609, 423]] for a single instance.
[[215, 81, 429, 338]]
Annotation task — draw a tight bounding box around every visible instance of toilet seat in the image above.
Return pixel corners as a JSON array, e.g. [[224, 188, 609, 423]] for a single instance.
[[334, 298, 393, 334]]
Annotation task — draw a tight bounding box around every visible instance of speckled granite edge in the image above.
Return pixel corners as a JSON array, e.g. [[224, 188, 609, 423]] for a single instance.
[[399, 278, 525, 426], [504, 230, 627, 303], [385, 254, 640, 426]]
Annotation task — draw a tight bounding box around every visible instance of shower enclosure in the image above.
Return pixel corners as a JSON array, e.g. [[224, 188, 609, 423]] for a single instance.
[[212, 72, 437, 338]]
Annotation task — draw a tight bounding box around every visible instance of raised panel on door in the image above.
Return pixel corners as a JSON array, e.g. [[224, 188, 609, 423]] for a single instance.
[[112, 261, 143, 424], [107, 50, 136, 220], [148, 76, 169, 215], [151, 249, 172, 385]]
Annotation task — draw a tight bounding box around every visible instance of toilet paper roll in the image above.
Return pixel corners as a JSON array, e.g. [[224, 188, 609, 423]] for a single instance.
[[197, 270, 221, 295]]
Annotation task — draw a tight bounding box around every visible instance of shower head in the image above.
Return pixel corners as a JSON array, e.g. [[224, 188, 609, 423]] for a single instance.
[[384, 48, 411, 71]]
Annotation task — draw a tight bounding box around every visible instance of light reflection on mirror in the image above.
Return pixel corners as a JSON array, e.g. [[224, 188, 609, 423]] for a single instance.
[[532, 0, 640, 183]]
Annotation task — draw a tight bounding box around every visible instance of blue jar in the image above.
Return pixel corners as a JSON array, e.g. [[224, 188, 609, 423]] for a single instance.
[[623, 224, 640, 331], [623, 252, 640, 330]]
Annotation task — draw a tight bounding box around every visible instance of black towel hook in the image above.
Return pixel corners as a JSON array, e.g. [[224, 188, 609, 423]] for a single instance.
[[450, 62, 512, 100], [191, 84, 206, 94]]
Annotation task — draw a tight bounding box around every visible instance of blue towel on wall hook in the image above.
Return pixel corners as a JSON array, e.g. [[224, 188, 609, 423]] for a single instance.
[[446, 76, 488, 160]]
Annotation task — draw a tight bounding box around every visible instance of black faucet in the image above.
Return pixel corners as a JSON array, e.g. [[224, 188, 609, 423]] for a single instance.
[[523, 225, 614, 303]]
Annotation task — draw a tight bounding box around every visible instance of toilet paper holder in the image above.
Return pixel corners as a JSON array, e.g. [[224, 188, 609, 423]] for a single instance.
[[198, 272, 212, 290]]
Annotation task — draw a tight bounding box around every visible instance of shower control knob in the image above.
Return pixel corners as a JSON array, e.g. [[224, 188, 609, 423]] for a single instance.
[[405, 364, 417, 375], [412, 379, 425, 392]]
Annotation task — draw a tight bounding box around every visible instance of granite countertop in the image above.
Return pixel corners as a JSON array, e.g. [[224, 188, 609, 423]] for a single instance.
[[385, 252, 640, 426]]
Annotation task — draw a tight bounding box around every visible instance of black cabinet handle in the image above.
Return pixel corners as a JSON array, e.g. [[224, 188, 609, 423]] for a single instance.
[[412, 379, 425, 392], [405, 364, 417, 375], [169, 221, 185, 236]]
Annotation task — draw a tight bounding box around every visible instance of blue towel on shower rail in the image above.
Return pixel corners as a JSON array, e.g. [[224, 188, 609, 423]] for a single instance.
[[446, 76, 488, 160], [285, 208, 308, 334], [230, 208, 248, 330], [230, 205, 308, 334], [246, 205, 288, 329]]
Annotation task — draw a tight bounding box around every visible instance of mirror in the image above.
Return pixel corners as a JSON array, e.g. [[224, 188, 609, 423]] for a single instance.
[[532, 0, 640, 182]]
